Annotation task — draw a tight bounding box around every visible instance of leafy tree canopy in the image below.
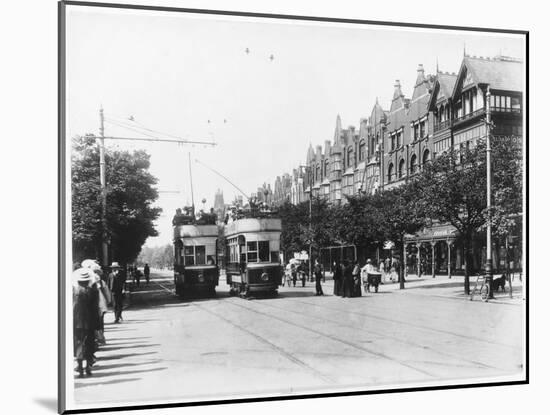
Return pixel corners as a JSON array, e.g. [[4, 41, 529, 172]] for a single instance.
[[72, 135, 162, 265]]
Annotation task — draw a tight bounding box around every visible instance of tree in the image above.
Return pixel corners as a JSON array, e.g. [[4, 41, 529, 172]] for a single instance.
[[413, 138, 522, 295], [71, 135, 162, 265], [278, 198, 337, 263], [374, 185, 427, 289], [331, 194, 385, 260]]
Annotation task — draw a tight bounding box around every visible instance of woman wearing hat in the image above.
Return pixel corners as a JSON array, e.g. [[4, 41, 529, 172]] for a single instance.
[[72, 268, 100, 377]]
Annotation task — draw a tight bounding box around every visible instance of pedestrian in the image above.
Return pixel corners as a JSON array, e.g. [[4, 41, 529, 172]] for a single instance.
[[291, 263, 297, 287], [342, 260, 353, 298], [333, 260, 342, 296], [362, 259, 381, 293], [72, 267, 99, 377], [297, 262, 306, 287], [144, 263, 150, 284], [314, 259, 324, 295], [135, 267, 141, 288], [352, 260, 361, 297], [108, 262, 125, 323], [82, 259, 110, 346], [384, 257, 391, 274]]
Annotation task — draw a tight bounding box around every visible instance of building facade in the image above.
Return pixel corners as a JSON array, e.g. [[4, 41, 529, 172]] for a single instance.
[[257, 54, 523, 274]]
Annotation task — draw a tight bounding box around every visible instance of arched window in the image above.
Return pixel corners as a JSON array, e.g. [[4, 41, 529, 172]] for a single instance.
[[347, 147, 353, 167], [422, 149, 430, 165], [410, 154, 417, 174], [388, 163, 394, 182], [398, 159, 405, 178], [324, 159, 329, 178]]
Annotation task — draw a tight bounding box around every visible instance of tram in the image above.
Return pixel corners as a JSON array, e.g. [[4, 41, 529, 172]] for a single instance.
[[173, 208, 219, 298], [224, 212, 283, 296]]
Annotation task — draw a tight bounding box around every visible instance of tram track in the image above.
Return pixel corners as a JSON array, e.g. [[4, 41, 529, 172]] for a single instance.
[[238, 296, 499, 371], [190, 301, 337, 385], [224, 299, 437, 378], [284, 296, 520, 351]]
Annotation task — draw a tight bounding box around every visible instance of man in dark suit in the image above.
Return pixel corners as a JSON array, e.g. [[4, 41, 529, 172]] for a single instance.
[[108, 262, 125, 323]]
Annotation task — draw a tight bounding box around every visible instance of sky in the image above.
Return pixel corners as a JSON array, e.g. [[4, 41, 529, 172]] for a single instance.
[[65, 5, 525, 247]]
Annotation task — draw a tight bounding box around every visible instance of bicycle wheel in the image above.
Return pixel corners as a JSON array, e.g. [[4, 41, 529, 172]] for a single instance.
[[480, 283, 490, 302]]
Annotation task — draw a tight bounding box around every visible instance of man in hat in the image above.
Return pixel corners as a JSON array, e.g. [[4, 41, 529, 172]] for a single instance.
[[72, 267, 99, 377], [108, 262, 125, 323], [362, 258, 381, 293]]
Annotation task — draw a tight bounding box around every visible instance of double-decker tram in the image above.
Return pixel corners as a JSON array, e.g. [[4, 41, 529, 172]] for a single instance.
[[224, 209, 283, 297], [173, 208, 219, 298]]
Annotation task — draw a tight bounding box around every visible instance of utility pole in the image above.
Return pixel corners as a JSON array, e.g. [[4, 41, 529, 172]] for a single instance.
[[485, 88, 494, 298], [188, 152, 195, 215], [309, 168, 313, 282], [99, 107, 109, 267], [94, 107, 217, 268]]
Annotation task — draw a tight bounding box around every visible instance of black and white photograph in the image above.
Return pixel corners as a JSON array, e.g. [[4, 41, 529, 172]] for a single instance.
[[57, 0, 528, 413]]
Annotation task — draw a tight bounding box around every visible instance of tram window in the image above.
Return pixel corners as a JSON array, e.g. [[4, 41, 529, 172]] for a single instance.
[[195, 246, 206, 265], [258, 241, 270, 262], [247, 241, 258, 262], [184, 246, 195, 266], [270, 251, 280, 263]]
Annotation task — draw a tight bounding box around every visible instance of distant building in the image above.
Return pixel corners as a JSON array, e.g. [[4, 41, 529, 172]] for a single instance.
[[213, 189, 225, 223]]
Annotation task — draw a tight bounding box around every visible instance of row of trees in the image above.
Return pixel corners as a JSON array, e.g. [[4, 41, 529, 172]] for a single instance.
[[279, 137, 522, 294], [136, 245, 174, 269]]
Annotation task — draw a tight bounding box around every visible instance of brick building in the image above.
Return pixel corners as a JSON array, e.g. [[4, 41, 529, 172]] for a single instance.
[[260, 53, 523, 274]]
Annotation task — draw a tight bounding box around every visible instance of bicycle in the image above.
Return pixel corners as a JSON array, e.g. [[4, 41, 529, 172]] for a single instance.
[[470, 273, 490, 302]]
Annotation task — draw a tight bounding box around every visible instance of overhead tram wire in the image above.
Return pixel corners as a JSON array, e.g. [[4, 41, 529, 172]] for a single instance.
[[194, 158, 250, 202], [104, 116, 217, 146], [105, 115, 185, 141]]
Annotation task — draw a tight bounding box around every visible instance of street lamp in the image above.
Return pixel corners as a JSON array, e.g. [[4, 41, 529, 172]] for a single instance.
[[485, 88, 494, 298], [299, 164, 313, 282]]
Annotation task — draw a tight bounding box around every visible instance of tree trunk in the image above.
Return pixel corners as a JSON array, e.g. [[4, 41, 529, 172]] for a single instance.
[[463, 234, 472, 295], [399, 237, 405, 290]]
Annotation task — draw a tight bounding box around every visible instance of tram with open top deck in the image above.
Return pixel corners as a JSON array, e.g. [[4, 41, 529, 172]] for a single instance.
[[224, 213, 283, 296], [173, 208, 219, 298]]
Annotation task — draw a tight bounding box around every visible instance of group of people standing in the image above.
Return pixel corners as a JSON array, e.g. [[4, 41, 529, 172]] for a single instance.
[[72, 260, 135, 377], [129, 263, 150, 288], [332, 260, 363, 297]]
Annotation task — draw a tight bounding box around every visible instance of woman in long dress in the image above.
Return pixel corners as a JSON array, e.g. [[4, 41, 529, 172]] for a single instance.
[[73, 268, 99, 377]]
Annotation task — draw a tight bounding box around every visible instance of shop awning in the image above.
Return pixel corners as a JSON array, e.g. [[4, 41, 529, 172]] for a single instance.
[[405, 224, 458, 242]]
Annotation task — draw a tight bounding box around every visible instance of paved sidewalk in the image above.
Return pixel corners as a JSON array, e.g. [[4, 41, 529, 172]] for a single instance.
[[318, 274, 525, 305]]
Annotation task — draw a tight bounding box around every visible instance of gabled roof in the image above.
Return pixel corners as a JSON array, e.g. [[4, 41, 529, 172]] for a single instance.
[[427, 71, 458, 110], [370, 98, 386, 126], [452, 55, 523, 99], [390, 80, 406, 113]]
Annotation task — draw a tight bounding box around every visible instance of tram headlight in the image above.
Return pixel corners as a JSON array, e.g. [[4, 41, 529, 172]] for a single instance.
[[198, 274, 205, 283], [261, 272, 269, 282]]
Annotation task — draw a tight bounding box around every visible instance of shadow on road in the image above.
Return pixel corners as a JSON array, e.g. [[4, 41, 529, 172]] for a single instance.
[[93, 360, 162, 371], [98, 351, 158, 361], [98, 343, 161, 352], [75, 377, 141, 389], [76, 366, 167, 380]]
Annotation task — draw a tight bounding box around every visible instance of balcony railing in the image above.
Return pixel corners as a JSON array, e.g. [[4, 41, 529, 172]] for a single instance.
[[434, 119, 451, 133], [453, 108, 485, 125]]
